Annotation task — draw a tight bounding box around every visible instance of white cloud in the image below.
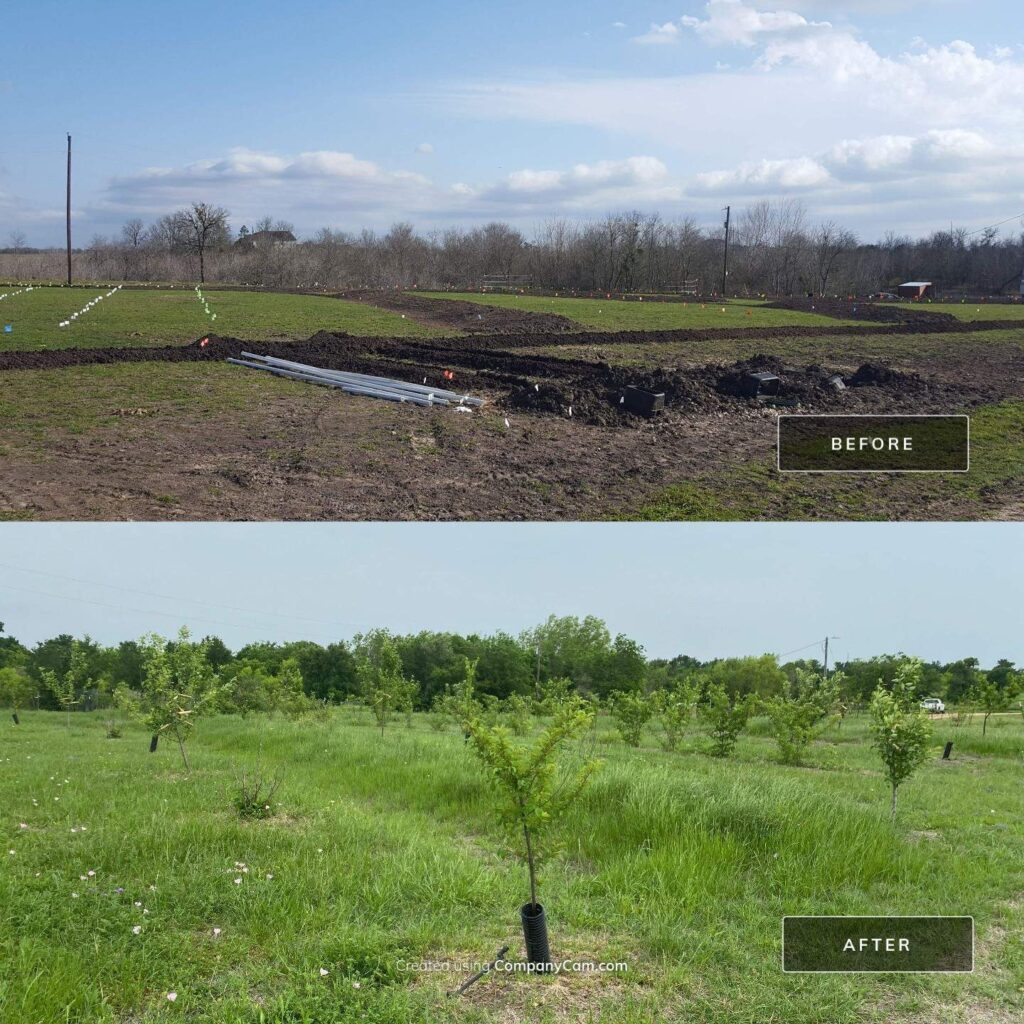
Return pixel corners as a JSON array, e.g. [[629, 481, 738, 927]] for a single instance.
[[681, 1, 824, 47], [415, 142, 434, 155], [692, 156, 830, 193], [474, 156, 676, 206], [103, 148, 434, 220], [689, 127, 1024, 203], [95, 148, 682, 232], [633, 22, 682, 45]]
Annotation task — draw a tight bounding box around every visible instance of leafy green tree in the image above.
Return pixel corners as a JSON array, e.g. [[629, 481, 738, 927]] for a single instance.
[[535, 676, 574, 715], [40, 641, 93, 729], [608, 690, 653, 747], [701, 654, 786, 700], [275, 658, 313, 719], [115, 627, 223, 770], [868, 660, 932, 820], [651, 679, 699, 751], [524, 615, 645, 699], [705, 684, 755, 757], [461, 696, 601, 912], [354, 630, 414, 737], [222, 660, 277, 716], [0, 623, 30, 672], [762, 669, 840, 765], [970, 676, 1018, 736], [0, 667, 35, 723], [502, 693, 532, 736]]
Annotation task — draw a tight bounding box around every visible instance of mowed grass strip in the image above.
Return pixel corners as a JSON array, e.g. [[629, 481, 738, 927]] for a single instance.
[[0, 363, 312, 451], [0, 288, 446, 351], [0, 711, 1020, 1024], [420, 291, 862, 330], [881, 301, 1024, 321], [524, 328, 1024, 369]]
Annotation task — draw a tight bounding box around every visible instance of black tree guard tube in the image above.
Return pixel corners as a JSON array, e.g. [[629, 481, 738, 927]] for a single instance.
[[521, 903, 553, 971], [150, 734, 159, 753], [12, 713, 19, 725]]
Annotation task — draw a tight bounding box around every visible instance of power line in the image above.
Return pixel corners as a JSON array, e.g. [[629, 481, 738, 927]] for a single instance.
[[964, 212, 1024, 237], [776, 639, 826, 659], [0, 582, 335, 640], [0, 561, 371, 632]]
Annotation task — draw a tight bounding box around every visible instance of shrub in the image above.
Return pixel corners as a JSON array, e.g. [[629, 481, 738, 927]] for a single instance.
[[705, 684, 755, 757], [233, 766, 284, 820], [535, 676, 574, 716], [608, 690, 653, 747], [762, 669, 840, 765], [502, 693, 532, 736], [0, 667, 34, 724], [651, 681, 699, 751]]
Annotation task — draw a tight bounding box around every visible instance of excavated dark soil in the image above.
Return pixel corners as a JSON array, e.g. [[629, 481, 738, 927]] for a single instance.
[[0, 330, 984, 428], [767, 297, 959, 326], [336, 290, 579, 334]]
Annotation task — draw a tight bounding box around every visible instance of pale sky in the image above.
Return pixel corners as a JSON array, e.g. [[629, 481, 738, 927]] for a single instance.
[[4, 0, 1023, 245], [0, 523, 1020, 665]]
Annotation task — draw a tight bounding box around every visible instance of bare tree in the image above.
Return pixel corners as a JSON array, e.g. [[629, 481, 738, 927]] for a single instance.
[[176, 203, 230, 283], [7, 230, 27, 253], [811, 221, 858, 295]]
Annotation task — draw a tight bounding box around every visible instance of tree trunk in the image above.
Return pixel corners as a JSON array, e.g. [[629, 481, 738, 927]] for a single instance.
[[175, 729, 191, 772], [199, 246, 205, 284], [890, 783, 898, 821]]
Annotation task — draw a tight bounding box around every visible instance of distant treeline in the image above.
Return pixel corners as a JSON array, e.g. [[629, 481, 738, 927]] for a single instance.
[[3, 200, 1023, 296], [0, 616, 1018, 712]]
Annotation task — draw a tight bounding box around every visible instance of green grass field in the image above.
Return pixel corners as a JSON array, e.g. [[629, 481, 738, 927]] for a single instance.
[[420, 292, 860, 331], [882, 303, 1024, 322], [1, 711, 1021, 1023], [0, 288, 444, 351]]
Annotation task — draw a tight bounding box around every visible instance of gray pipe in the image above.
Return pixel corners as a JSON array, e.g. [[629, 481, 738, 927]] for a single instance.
[[239, 352, 483, 406], [227, 359, 448, 407]]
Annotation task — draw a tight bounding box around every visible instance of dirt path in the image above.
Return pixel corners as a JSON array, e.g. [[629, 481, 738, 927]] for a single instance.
[[336, 290, 580, 334]]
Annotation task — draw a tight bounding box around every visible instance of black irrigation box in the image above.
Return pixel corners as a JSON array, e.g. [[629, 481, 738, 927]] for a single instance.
[[742, 371, 781, 398], [621, 386, 666, 416]]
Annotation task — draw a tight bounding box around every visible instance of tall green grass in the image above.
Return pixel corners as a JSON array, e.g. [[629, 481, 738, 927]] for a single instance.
[[1, 711, 1020, 1023]]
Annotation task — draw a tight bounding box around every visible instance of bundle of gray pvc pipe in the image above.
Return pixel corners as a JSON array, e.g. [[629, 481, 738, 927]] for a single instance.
[[227, 352, 483, 409]]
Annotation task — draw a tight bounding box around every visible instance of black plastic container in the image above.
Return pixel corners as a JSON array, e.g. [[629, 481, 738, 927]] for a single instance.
[[621, 386, 666, 416], [521, 902, 553, 971], [150, 734, 159, 753], [742, 371, 780, 398]]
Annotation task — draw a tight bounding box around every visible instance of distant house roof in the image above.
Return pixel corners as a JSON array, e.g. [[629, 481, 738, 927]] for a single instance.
[[900, 281, 932, 287], [234, 230, 297, 248]]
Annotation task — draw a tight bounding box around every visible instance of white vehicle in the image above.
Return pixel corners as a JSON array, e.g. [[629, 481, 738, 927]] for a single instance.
[[920, 697, 946, 714]]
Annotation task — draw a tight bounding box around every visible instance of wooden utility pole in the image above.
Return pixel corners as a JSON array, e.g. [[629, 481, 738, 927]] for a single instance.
[[823, 636, 840, 679], [721, 205, 731, 296], [66, 133, 72, 286]]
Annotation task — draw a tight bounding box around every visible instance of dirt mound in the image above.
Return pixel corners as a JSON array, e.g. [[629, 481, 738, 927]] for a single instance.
[[848, 362, 928, 390], [337, 290, 580, 334], [767, 297, 958, 326]]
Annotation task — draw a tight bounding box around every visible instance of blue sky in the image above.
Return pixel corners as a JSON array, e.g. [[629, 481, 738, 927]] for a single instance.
[[3, 0, 1023, 245], [0, 523, 1020, 665]]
